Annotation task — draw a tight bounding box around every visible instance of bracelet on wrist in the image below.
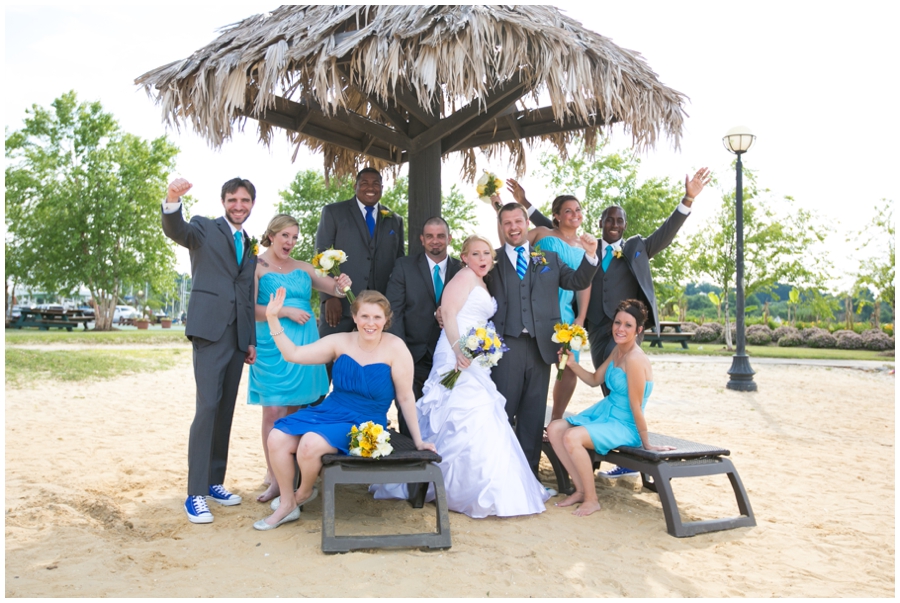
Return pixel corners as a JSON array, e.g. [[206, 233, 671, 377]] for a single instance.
[[334, 284, 346, 297], [683, 196, 694, 202], [270, 327, 285, 337]]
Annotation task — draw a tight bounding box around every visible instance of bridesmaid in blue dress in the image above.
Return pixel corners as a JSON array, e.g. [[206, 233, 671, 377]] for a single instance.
[[495, 180, 591, 425], [546, 299, 675, 517], [253, 289, 436, 530], [249, 214, 352, 503]]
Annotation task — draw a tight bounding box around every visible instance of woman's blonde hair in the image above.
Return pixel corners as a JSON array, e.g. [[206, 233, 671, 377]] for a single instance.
[[261, 214, 299, 247], [460, 234, 496, 262], [350, 290, 393, 330]]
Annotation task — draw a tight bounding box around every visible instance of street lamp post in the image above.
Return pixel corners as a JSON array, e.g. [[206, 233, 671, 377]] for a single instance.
[[723, 126, 758, 392]]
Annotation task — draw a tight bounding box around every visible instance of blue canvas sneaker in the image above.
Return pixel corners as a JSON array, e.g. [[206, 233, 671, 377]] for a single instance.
[[600, 466, 638, 478], [184, 495, 213, 524], [207, 484, 242, 506]]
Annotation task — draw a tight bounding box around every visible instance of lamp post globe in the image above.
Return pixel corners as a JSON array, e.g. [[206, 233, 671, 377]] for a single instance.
[[723, 126, 758, 392]]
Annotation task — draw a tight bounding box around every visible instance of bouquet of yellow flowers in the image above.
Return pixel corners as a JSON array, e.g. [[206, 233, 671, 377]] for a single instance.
[[312, 248, 355, 303], [552, 323, 590, 380], [476, 170, 504, 204], [348, 421, 393, 458], [440, 321, 509, 389]]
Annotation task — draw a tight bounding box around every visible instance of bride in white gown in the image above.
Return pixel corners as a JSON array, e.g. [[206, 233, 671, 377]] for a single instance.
[[374, 235, 550, 518]]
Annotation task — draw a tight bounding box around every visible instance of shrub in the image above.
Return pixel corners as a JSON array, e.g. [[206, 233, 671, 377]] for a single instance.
[[772, 326, 799, 342], [747, 329, 773, 346], [863, 332, 895, 351], [704, 322, 724, 336], [778, 333, 804, 347], [681, 322, 700, 333], [883, 324, 894, 337], [801, 327, 829, 341], [835, 333, 864, 349], [692, 324, 720, 343], [807, 332, 837, 348], [831, 329, 856, 339]]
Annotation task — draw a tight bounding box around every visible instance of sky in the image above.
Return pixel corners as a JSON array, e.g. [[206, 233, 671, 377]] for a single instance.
[[5, 2, 897, 291]]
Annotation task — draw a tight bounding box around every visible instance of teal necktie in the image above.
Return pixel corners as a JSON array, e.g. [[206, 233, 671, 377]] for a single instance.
[[433, 264, 444, 302], [234, 231, 243, 265], [602, 244, 613, 272]]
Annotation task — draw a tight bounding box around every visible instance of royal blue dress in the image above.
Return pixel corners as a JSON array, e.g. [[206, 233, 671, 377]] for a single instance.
[[248, 270, 328, 406], [272, 355, 393, 454], [566, 363, 653, 454], [537, 236, 586, 360]]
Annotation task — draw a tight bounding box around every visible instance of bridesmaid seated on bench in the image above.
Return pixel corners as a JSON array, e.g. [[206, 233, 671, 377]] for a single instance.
[[546, 299, 674, 516]]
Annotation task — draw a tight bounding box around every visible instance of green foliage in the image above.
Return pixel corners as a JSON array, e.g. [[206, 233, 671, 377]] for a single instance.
[[5, 91, 179, 330], [537, 138, 693, 298], [852, 198, 895, 313], [439, 184, 478, 256], [5, 347, 186, 386]]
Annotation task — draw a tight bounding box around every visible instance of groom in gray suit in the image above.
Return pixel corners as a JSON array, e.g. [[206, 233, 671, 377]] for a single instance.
[[162, 177, 257, 524], [386, 217, 462, 435], [316, 168, 405, 345], [489, 203, 599, 476]]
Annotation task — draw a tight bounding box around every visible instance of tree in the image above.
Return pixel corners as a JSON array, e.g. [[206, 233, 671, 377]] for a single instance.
[[537, 138, 693, 304], [5, 91, 179, 330], [688, 167, 831, 349], [852, 198, 895, 321]]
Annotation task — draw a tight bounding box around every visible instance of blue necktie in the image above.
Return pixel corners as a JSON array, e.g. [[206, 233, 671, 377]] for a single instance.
[[234, 231, 243, 265], [515, 246, 527, 280], [433, 265, 444, 302], [602, 244, 613, 272], [365, 205, 375, 237]]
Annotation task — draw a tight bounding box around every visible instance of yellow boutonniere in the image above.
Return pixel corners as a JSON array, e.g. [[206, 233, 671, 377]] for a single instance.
[[613, 249, 623, 259], [530, 247, 550, 272], [380, 208, 393, 219], [248, 235, 259, 256]]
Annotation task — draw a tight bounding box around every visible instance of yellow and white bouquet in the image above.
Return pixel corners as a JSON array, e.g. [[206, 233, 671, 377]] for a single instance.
[[552, 323, 590, 380], [440, 321, 509, 389], [312, 248, 355, 303], [348, 421, 393, 458], [476, 170, 504, 204]]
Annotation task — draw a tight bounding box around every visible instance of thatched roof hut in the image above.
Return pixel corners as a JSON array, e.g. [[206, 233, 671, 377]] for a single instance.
[[137, 5, 687, 252]]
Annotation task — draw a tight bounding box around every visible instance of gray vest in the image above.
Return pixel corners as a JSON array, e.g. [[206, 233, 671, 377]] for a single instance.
[[501, 253, 536, 337], [599, 252, 641, 321]]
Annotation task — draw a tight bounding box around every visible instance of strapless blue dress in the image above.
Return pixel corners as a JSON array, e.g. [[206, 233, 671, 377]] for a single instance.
[[273, 355, 393, 454], [566, 364, 653, 454], [537, 236, 586, 362], [248, 270, 328, 406]]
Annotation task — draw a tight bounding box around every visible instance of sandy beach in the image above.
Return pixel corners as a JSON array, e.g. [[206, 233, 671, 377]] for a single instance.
[[5, 346, 895, 597]]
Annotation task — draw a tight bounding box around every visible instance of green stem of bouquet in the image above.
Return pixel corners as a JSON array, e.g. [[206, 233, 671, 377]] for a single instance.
[[440, 368, 462, 389]]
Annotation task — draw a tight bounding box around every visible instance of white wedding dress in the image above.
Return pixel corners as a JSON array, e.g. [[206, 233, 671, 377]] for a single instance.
[[373, 286, 550, 518]]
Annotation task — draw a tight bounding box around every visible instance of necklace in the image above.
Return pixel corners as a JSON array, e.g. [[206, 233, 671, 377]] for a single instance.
[[266, 252, 287, 271]]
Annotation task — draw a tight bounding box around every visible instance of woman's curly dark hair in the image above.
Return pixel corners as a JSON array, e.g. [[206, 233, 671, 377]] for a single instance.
[[616, 299, 648, 330]]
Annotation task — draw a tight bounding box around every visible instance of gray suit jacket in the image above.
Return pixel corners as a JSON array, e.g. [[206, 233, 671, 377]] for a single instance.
[[488, 245, 597, 365], [386, 253, 462, 363], [315, 197, 405, 318], [161, 208, 256, 351], [532, 207, 688, 333]]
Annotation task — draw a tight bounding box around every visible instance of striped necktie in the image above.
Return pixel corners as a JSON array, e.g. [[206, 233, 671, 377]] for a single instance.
[[515, 246, 527, 280], [602, 244, 613, 272], [234, 231, 243, 265]]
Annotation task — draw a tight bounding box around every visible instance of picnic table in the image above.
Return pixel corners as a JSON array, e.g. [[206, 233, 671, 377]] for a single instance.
[[9, 308, 92, 331], [646, 320, 694, 349]]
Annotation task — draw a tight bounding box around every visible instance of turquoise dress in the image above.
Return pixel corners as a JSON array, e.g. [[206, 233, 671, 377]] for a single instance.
[[566, 363, 653, 454], [537, 236, 586, 360], [273, 355, 393, 454], [248, 270, 328, 406]]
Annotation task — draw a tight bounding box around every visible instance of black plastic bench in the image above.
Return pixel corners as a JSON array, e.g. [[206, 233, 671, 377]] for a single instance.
[[542, 433, 756, 537], [646, 331, 694, 349], [319, 430, 452, 553]]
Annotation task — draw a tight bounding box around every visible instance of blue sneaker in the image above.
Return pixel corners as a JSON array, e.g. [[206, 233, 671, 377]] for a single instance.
[[184, 495, 213, 524], [207, 484, 242, 506], [600, 466, 638, 478]]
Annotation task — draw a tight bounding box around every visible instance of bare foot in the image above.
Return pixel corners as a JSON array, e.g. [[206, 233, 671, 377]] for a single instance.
[[556, 491, 585, 508], [256, 482, 280, 503], [262, 471, 273, 487], [573, 500, 602, 517]]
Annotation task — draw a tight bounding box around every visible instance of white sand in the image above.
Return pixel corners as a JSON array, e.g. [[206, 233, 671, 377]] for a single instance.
[[5, 347, 895, 597]]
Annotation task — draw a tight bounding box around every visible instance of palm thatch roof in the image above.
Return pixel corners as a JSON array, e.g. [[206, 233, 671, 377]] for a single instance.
[[136, 5, 687, 181]]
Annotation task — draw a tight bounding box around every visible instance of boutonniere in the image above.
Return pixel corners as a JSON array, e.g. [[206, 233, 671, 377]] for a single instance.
[[379, 207, 394, 219], [530, 248, 550, 273], [613, 249, 623, 259], [247, 234, 259, 256]]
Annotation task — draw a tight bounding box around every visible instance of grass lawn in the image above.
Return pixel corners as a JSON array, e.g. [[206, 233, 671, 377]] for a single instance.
[[642, 341, 894, 362], [4, 326, 189, 346], [5, 347, 189, 387]]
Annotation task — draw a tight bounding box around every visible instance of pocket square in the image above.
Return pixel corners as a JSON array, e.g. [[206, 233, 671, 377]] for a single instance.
[[540, 266, 551, 274], [389, 230, 395, 235], [634, 251, 641, 259]]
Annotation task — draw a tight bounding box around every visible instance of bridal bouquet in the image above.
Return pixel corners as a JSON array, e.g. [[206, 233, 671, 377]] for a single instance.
[[476, 170, 504, 204], [552, 323, 590, 380], [312, 248, 355, 303], [440, 321, 509, 389], [348, 421, 393, 458]]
